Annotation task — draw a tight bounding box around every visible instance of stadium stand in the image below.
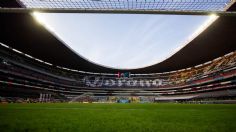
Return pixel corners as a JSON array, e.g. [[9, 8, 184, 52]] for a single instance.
[[0, 42, 235, 103]]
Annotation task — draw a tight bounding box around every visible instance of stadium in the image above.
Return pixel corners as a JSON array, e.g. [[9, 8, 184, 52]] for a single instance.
[[1, 0, 236, 131]]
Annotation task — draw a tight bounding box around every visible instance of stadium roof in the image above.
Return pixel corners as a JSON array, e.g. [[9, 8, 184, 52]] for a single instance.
[[0, 1, 236, 73]]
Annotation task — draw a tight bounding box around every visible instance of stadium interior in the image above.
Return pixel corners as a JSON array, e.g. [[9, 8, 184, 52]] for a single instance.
[[0, 0, 236, 104], [1, 1, 236, 132]]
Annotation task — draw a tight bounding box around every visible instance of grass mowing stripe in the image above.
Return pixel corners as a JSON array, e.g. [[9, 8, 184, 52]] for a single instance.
[[0, 107, 146, 110]]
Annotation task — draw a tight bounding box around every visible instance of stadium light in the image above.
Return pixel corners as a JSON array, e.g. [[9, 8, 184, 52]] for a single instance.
[[32, 11, 55, 32], [32, 11, 45, 25], [192, 14, 218, 38]]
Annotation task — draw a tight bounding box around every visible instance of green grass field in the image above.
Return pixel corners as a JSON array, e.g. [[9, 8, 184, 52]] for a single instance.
[[0, 103, 236, 132]]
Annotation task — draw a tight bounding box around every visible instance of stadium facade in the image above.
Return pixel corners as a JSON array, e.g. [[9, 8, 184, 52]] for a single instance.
[[0, 0, 236, 103]]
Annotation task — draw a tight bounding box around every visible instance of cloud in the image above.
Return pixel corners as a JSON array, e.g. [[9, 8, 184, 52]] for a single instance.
[[34, 13, 210, 69]]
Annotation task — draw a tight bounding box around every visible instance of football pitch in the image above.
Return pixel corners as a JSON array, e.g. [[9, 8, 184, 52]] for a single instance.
[[0, 103, 236, 132]]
